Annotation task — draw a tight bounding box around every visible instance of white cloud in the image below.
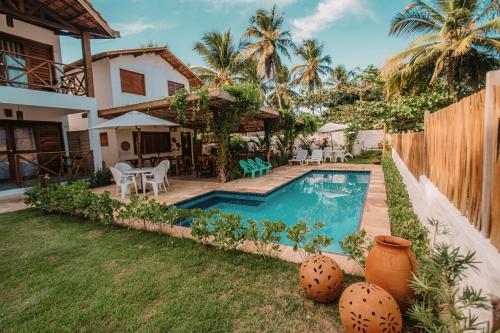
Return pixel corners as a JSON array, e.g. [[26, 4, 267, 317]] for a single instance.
[[291, 0, 372, 40], [113, 19, 173, 36]]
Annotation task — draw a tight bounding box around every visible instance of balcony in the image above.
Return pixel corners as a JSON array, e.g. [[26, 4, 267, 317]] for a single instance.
[[0, 50, 88, 96]]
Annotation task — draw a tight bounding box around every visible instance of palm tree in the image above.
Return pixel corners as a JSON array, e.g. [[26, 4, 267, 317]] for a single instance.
[[326, 65, 355, 89], [266, 65, 298, 109], [241, 5, 294, 109], [238, 58, 272, 100], [192, 30, 245, 87], [382, 0, 500, 96], [291, 39, 333, 92]]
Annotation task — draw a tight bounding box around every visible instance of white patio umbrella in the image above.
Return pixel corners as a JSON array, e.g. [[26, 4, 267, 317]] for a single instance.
[[317, 122, 350, 150], [90, 111, 180, 167]]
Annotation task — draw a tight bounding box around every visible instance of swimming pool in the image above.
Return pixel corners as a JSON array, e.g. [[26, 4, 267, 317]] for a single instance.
[[177, 170, 370, 254]]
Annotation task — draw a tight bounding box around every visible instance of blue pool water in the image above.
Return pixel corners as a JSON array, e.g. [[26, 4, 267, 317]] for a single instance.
[[177, 170, 370, 254]]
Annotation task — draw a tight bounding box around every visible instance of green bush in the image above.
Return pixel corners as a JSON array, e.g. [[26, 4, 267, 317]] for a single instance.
[[24, 181, 121, 225], [339, 229, 373, 268], [90, 168, 112, 188], [381, 155, 429, 258], [246, 219, 286, 260]]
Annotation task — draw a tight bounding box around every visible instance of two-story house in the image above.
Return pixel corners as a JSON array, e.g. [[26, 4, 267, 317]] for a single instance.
[[0, 0, 119, 193], [66, 46, 203, 168]]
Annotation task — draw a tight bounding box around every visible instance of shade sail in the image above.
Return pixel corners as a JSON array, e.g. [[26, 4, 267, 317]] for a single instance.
[[317, 122, 349, 133], [90, 111, 180, 130]]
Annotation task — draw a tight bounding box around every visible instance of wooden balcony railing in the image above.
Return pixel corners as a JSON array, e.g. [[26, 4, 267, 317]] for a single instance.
[[13, 150, 94, 187], [0, 50, 88, 96]]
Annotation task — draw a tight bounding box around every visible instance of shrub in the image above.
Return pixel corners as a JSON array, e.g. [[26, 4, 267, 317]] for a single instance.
[[90, 168, 112, 188], [409, 244, 490, 332], [24, 181, 121, 224], [246, 219, 286, 260], [381, 155, 429, 258], [339, 229, 373, 268], [286, 221, 333, 260]]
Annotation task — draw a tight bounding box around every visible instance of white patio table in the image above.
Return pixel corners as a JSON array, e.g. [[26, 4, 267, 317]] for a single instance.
[[125, 167, 153, 193]]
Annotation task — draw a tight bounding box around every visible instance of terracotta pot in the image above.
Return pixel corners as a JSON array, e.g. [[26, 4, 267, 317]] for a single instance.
[[299, 254, 343, 303], [365, 235, 417, 309], [339, 282, 402, 333]]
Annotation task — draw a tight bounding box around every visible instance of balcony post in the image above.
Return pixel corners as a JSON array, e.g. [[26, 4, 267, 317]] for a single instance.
[[87, 104, 103, 170], [80, 31, 95, 97]]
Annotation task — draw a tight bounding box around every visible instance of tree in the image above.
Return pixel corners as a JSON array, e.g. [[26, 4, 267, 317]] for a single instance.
[[241, 5, 294, 109], [192, 30, 245, 87], [291, 39, 333, 92], [326, 65, 355, 89], [266, 65, 298, 109], [383, 0, 500, 97]]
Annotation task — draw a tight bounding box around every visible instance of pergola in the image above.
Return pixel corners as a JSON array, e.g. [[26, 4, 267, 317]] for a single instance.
[[99, 88, 303, 181], [99, 88, 287, 132]]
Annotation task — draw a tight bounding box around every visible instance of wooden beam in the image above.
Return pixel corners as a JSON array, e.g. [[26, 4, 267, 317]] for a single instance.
[[0, 4, 79, 34], [81, 31, 94, 97]]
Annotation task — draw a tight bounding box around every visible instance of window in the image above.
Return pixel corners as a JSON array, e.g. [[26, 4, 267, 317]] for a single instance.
[[133, 132, 171, 154], [100, 132, 109, 147], [168, 81, 185, 95], [120, 69, 146, 95]]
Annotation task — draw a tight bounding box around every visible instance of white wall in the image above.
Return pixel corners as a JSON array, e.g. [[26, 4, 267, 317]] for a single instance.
[[312, 129, 384, 155], [392, 149, 500, 327], [108, 53, 190, 108], [0, 14, 62, 64]]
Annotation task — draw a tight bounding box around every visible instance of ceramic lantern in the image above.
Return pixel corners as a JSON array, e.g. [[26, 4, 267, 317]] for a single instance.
[[339, 282, 403, 333], [299, 254, 343, 303], [365, 235, 417, 309]]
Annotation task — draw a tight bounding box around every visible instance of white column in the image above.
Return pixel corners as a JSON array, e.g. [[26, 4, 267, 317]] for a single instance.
[[62, 115, 70, 153], [87, 105, 103, 170]]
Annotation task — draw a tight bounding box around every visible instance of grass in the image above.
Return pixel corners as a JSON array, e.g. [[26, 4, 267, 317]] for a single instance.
[[0, 209, 360, 333], [347, 149, 382, 164]]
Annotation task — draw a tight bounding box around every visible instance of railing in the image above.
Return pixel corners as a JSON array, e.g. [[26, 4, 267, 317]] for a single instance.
[[0, 50, 87, 96], [13, 150, 94, 187]]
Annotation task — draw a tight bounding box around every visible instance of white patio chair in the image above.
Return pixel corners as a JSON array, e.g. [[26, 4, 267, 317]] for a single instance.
[[109, 166, 138, 199], [288, 149, 308, 165], [115, 162, 132, 174], [156, 159, 171, 187], [143, 164, 168, 198], [305, 149, 323, 165], [323, 148, 334, 163]]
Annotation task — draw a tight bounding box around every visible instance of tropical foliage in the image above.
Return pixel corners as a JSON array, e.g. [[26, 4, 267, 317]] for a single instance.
[[291, 39, 333, 92], [382, 0, 500, 96]]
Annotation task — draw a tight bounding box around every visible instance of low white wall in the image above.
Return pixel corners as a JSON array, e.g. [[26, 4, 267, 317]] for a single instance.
[[313, 129, 384, 155], [392, 149, 500, 326]]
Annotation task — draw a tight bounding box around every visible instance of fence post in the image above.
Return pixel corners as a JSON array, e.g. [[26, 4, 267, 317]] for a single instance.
[[481, 70, 500, 238]]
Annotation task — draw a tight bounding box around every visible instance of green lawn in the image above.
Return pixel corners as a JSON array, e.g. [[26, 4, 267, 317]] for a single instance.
[[0, 209, 359, 333]]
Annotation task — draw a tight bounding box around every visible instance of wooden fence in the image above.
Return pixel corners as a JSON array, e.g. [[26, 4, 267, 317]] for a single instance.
[[392, 89, 500, 250]]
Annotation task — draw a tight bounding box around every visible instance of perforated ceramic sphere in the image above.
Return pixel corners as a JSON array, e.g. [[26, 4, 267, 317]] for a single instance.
[[339, 282, 402, 333], [299, 254, 344, 303]]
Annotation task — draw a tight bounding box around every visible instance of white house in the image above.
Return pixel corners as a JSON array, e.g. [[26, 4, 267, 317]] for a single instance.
[[66, 47, 204, 168], [0, 0, 119, 193]]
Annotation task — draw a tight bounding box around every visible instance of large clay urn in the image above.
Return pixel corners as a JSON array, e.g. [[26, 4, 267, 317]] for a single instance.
[[299, 254, 343, 303], [365, 235, 417, 309], [339, 282, 402, 333]]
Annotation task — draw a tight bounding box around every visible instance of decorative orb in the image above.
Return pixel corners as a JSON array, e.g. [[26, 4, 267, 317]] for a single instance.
[[299, 254, 344, 303], [339, 282, 403, 333]]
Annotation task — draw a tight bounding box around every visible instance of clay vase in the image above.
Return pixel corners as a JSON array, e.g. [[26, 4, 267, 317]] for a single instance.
[[365, 235, 417, 309], [339, 282, 403, 333], [299, 254, 343, 303]]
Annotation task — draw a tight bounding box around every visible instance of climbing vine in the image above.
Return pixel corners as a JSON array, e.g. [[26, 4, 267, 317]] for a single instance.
[[343, 124, 360, 154], [171, 83, 261, 182]]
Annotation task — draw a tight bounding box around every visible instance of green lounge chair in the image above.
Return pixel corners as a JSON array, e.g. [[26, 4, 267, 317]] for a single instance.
[[247, 159, 265, 177], [254, 157, 272, 174], [239, 160, 259, 179]]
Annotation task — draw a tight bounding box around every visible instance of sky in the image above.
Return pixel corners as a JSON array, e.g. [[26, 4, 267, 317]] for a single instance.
[[61, 0, 412, 71]]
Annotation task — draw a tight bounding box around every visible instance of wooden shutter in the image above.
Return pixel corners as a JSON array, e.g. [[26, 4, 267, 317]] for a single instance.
[[25, 40, 54, 87], [120, 69, 146, 95], [37, 123, 63, 152], [168, 81, 185, 95]]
